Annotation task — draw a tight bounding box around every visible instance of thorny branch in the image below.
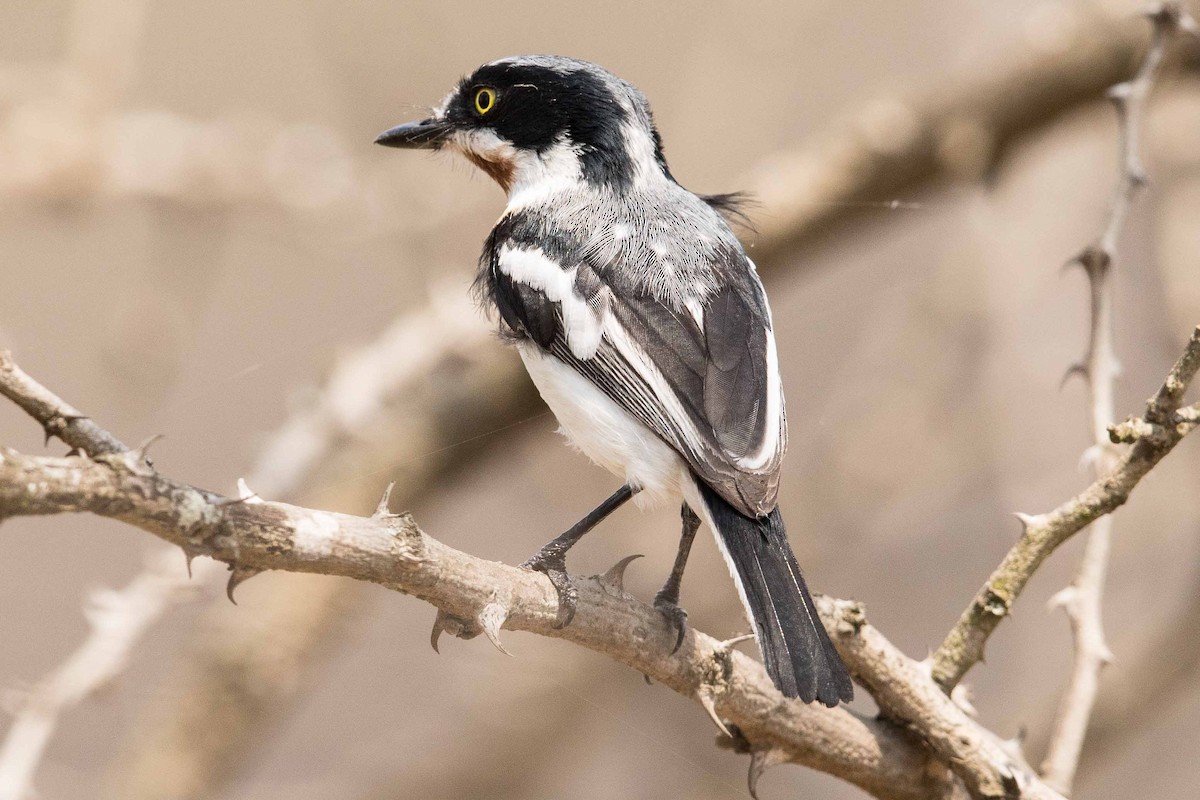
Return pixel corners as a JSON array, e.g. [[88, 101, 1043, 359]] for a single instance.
[[0, 373, 929, 799], [931, 323, 1200, 697], [4, 315, 1200, 797], [1040, 3, 1197, 795], [930, 0, 1198, 693], [12, 353, 1170, 800], [104, 289, 519, 800], [0, 291, 505, 800]]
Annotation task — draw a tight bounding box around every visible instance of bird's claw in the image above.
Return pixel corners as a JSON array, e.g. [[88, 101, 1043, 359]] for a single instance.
[[521, 552, 577, 629], [654, 593, 689, 654]]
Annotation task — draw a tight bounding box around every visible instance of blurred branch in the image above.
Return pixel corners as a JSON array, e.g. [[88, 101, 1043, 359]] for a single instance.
[[932, 1, 1200, 695], [1075, 561, 1200, 777], [102, 290, 526, 800], [932, 323, 1200, 692], [4, 4, 1197, 252], [1040, 3, 1197, 794], [241, 286, 495, 500], [0, 548, 194, 800], [744, 3, 1198, 262]]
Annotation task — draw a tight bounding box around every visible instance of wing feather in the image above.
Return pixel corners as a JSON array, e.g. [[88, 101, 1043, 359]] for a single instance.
[[488, 231, 785, 516]]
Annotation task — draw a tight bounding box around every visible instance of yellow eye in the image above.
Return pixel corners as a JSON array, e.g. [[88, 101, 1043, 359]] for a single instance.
[[474, 87, 496, 115]]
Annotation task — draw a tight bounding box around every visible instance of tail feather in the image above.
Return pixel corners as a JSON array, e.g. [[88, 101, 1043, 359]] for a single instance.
[[697, 481, 853, 706]]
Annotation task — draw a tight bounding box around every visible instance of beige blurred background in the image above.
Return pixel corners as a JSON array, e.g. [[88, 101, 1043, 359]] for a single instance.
[[2, 1, 1200, 798]]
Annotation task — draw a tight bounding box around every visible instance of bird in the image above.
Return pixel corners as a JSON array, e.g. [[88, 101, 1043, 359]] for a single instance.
[[375, 55, 853, 706]]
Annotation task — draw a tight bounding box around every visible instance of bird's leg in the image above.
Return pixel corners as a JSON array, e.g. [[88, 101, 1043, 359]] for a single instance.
[[522, 484, 638, 629], [654, 504, 700, 653]]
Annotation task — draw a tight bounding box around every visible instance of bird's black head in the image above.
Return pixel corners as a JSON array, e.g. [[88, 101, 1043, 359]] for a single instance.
[[376, 56, 669, 193]]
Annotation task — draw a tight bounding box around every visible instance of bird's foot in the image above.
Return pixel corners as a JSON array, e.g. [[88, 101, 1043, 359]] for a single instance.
[[653, 591, 689, 654], [521, 549, 577, 629]]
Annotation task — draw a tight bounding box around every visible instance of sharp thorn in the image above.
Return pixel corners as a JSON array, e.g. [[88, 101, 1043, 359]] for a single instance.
[[373, 481, 397, 518], [1047, 586, 1075, 612], [181, 545, 201, 579], [430, 609, 478, 651], [1000, 727, 1027, 760], [598, 553, 642, 593], [1013, 512, 1042, 532], [132, 433, 164, 465], [236, 478, 263, 504], [1060, 362, 1088, 389], [717, 633, 756, 651], [747, 748, 789, 800], [225, 563, 263, 604], [430, 612, 446, 653], [1107, 81, 1133, 102], [1079, 444, 1103, 471], [697, 688, 731, 738], [478, 602, 513, 656]]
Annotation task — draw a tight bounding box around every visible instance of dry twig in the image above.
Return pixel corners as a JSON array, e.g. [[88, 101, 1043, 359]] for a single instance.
[[1039, 3, 1197, 794], [0, 549, 195, 800], [931, 323, 1200, 693], [931, 0, 1199, 694]]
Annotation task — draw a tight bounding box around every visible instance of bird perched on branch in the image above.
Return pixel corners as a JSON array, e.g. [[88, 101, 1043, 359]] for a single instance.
[[376, 55, 853, 705]]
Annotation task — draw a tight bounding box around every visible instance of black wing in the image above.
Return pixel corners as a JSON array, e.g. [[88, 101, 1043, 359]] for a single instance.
[[482, 223, 785, 517]]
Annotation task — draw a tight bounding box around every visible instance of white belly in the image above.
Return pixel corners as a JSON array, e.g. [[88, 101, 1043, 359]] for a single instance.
[[518, 343, 688, 509]]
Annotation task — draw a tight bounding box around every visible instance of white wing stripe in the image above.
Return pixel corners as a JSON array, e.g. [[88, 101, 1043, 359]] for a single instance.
[[601, 315, 708, 459], [735, 327, 783, 470], [498, 245, 603, 360]]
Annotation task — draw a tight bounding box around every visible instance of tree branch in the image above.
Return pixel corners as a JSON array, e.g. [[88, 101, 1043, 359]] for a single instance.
[[0, 353, 1087, 799], [817, 598, 1059, 800], [745, 3, 1198, 263], [931, 323, 1200, 692], [1039, 3, 1197, 793], [0, 355, 127, 458], [0, 548, 194, 800], [0, 444, 938, 800], [102, 290, 528, 800]]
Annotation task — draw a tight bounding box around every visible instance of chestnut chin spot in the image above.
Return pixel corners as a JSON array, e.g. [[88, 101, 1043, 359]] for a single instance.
[[465, 152, 515, 192]]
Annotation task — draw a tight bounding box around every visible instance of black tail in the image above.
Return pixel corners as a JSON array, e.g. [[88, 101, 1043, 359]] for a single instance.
[[697, 481, 853, 706]]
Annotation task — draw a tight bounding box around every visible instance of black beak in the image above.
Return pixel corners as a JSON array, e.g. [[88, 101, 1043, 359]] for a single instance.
[[374, 117, 452, 149]]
